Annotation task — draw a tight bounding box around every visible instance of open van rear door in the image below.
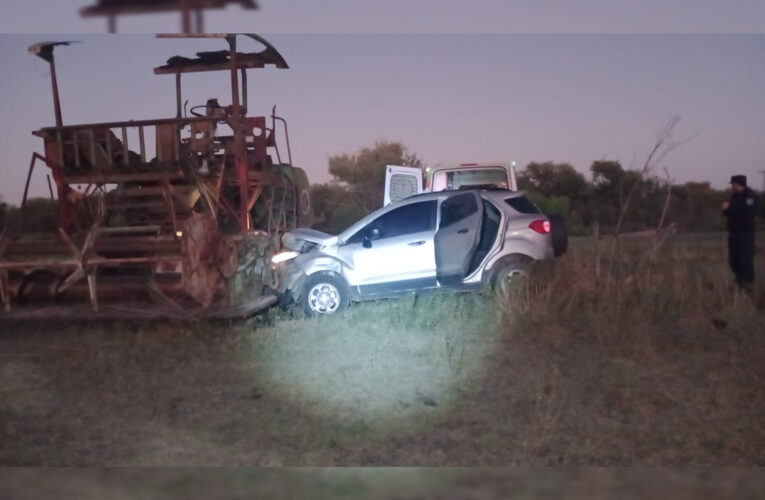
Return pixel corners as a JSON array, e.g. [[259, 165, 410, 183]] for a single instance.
[[434, 192, 483, 285], [384, 165, 423, 206]]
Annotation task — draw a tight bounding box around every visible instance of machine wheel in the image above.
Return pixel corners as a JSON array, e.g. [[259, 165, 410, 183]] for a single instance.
[[301, 273, 349, 317]]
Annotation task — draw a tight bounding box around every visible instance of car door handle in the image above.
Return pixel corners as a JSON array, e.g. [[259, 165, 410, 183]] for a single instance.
[[408, 240, 426, 246], [457, 228, 469, 235]]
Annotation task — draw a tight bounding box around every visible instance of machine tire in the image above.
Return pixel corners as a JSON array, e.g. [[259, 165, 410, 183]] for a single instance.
[[301, 272, 349, 317], [549, 214, 568, 257]]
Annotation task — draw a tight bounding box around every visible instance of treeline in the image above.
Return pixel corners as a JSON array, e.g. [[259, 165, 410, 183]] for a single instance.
[[517, 161, 764, 235], [0, 198, 59, 234], [2, 143, 761, 237], [309, 142, 763, 236]]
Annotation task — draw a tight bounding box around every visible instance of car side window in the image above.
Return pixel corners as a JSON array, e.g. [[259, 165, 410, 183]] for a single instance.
[[440, 193, 478, 228], [504, 196, 540, 214], [347, 200, 437, 243]]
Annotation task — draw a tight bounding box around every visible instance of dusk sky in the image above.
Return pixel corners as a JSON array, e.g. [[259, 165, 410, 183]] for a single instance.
[[3, 0, 765, 34], [1, 3, 764, 205]]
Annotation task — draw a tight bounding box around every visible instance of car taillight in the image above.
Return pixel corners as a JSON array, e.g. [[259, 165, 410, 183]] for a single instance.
[[529, 220, 551, 234]]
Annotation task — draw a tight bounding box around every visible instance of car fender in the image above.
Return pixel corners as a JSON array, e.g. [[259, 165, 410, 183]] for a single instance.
[[484, 236, 550, 272], [293, 252, 350, 280]]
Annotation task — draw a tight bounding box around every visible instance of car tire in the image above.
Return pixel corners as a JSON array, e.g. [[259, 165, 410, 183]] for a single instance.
[[549, 214, 568, 257], [489, 255, 532, 296], [301, 273, 349, 317]]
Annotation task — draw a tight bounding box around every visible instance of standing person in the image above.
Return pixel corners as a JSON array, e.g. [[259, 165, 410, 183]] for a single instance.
[[722, 175, 758, 288]]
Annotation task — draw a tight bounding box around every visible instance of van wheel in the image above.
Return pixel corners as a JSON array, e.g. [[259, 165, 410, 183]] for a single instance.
[[301, 273, 349, 317], [490, 256, 532, 296]]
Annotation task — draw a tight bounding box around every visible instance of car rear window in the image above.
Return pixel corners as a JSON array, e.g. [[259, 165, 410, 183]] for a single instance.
[[504, 196, 540, 214]]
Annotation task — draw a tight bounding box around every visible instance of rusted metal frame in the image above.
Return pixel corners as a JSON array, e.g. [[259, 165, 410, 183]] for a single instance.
[[82, 1, 259, 17], [176, 73, 183, 118], [241, 69, 248, 113], [247, 185, 264, 211], [0, 269, 9, 312], [55, 228, 87, 296], [157, 125, 164, 163], [88, 273, 99, 312], [266, 186, 275, 234], [121, 127, 129, 165], [138, 126, 146, 163], [89, 129, 97, 171], [73, 131, 81, 166], [46, 176, 55, 201], [271, 108, 293, 165], [105, 128, 113, 168], [37, 116, 212, 135], [155, 59, 270, 75], [181, 3, 192, 33], [87, 256, 182, 266], [98, 225, 162, 235], [21, 153, 48, 211], [161, 178, 179, 235], [217, 194, 246, 230], [49, 51, 63, 127], [82, 197, 106, 312], [66, 170, 184, 185], [56, 131, 64, 165], [195, 9, 204, 34], [276, 180, 287, 232], [228, 36, 250, 231], [173, 123, 181, 163], [0, 260, 79, 271]]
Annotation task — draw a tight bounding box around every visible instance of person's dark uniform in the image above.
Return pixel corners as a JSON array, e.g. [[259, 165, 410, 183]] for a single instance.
[[723, 175, 758, 285]]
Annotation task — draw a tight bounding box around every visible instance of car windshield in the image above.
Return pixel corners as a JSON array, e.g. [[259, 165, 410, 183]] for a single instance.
[[431, 168, 509, 191]]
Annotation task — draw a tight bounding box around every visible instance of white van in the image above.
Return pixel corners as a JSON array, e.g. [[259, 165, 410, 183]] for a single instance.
[[384, 162, 518, 206]]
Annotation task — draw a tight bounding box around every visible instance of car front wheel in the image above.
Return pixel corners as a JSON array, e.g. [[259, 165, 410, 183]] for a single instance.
[[301, 273, 349, 317]]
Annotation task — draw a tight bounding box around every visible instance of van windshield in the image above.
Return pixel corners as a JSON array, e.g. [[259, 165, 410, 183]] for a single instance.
[[431, 167, 509, 191]]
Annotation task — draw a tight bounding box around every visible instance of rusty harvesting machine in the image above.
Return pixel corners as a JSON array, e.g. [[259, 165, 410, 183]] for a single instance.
[[0, 34, 313, 318]]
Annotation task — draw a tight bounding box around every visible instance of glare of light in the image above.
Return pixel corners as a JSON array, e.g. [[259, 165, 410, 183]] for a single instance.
[[272, 250, 300, 264], [511, 161, 516, 167], [176, 231, 183, 238], [425, 167, 431, 172]]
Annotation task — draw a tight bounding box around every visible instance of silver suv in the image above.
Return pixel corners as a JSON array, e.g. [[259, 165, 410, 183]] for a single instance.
[[273, 189, 567, 316]]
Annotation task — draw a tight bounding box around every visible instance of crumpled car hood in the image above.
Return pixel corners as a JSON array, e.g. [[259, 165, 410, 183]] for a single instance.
[[282, 228, 338, 251]]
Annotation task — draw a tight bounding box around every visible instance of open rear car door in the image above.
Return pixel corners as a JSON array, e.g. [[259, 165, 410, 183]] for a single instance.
[[434, 192, 483, 285], [384, 165, 423, 206]]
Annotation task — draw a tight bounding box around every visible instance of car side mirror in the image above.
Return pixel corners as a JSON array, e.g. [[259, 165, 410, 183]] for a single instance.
[[362, 228, 381, 249]]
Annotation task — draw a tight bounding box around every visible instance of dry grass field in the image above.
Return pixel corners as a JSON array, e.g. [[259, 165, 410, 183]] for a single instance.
[[1, 233, 763, 469], [1, 468, 764, 500]]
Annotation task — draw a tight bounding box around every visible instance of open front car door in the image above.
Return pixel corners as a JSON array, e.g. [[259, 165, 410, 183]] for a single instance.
[[434, 192, 484, 286], [384, 165, 423, 206]]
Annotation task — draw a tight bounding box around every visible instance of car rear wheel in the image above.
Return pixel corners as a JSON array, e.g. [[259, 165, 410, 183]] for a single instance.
[[490, 255, 532, 297], [301, 273, 349, 317]]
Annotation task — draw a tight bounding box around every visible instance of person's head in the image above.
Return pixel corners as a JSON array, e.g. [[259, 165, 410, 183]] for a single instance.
[[730, 175, 747, 193]]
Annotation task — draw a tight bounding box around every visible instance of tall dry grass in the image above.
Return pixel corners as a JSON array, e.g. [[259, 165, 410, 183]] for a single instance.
[[0, 234, 763, 466]]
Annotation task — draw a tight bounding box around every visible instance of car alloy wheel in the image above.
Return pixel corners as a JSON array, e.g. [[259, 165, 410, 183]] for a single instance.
[[307, 282, 341, 314]]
